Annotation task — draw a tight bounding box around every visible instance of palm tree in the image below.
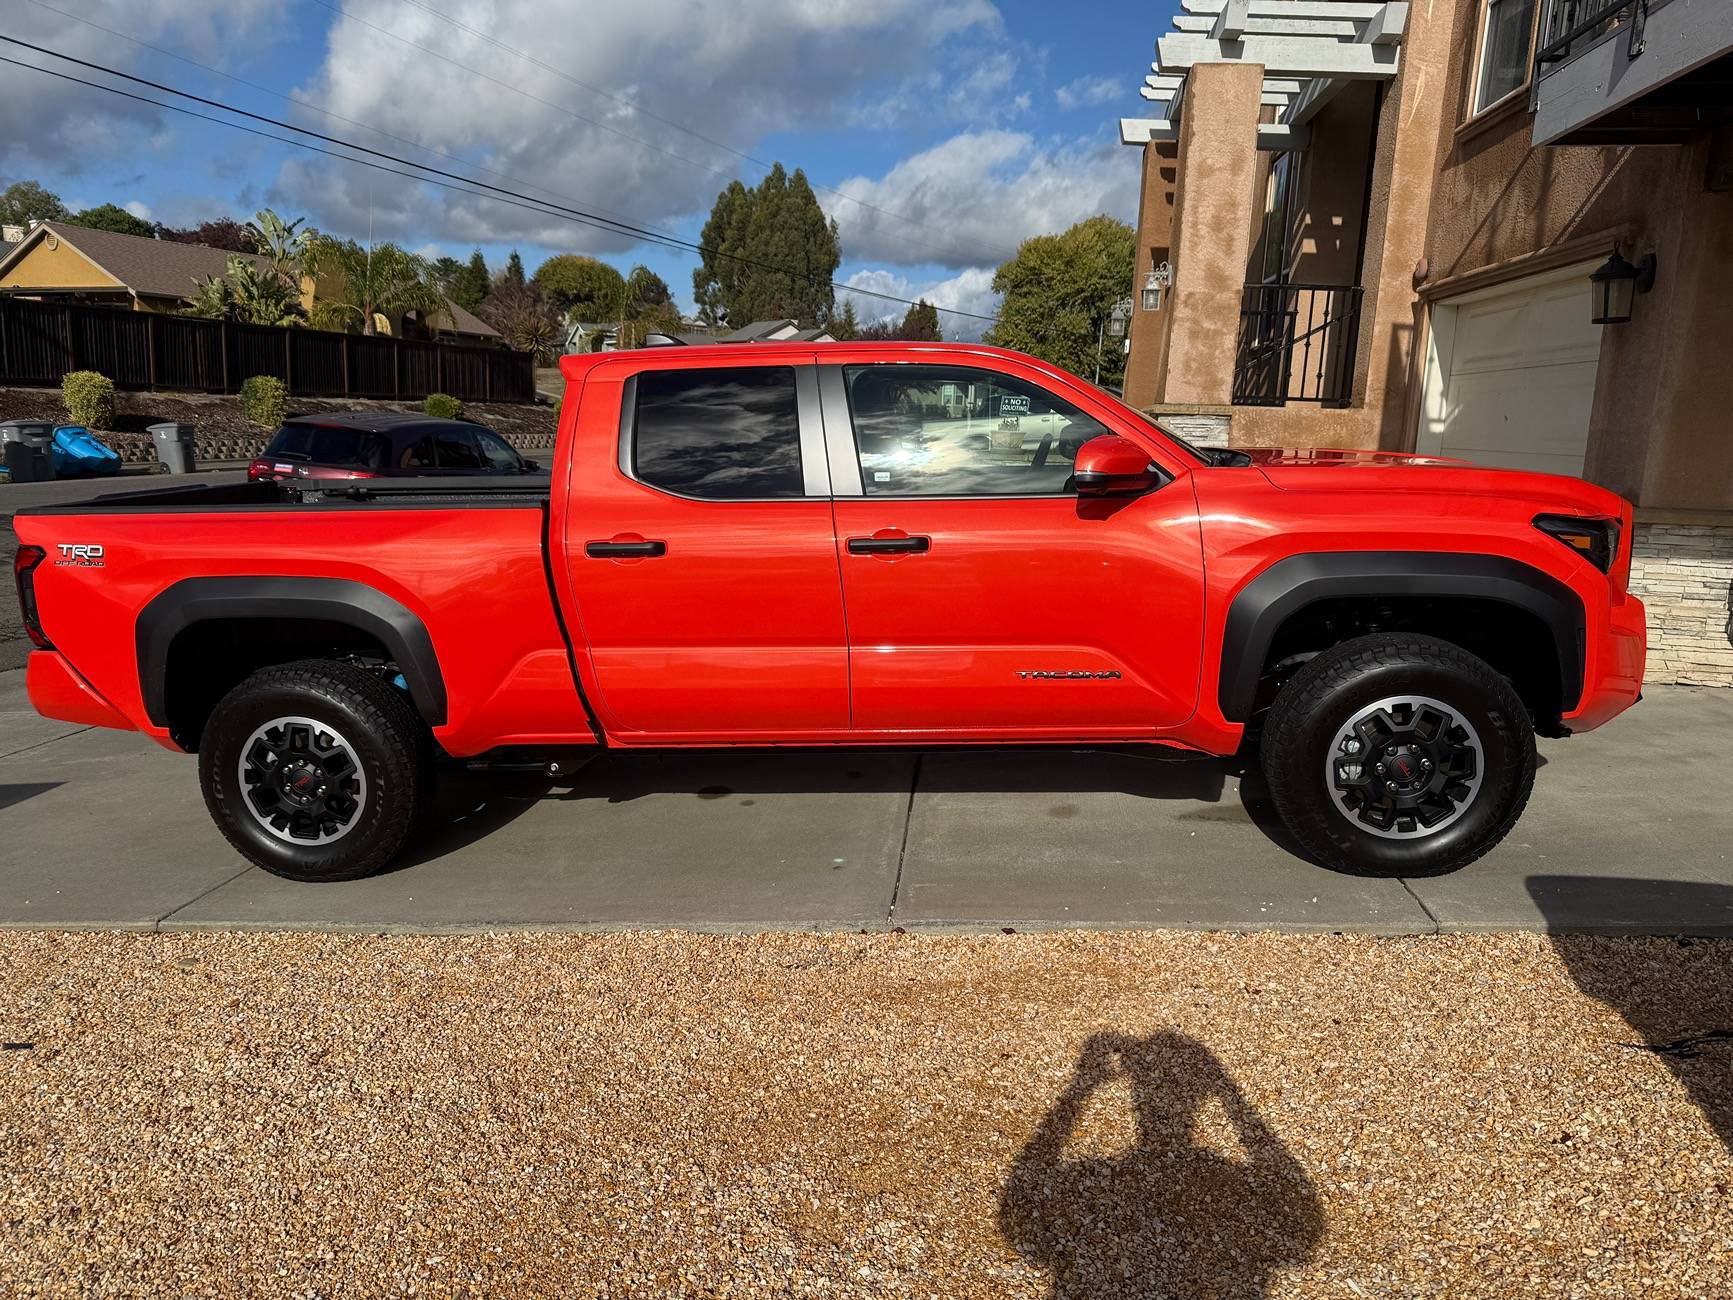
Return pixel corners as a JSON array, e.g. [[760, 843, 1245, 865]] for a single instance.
[[246, 209, 307, 281], [303, 237, 448, 336], [181, 255, 303, 326]]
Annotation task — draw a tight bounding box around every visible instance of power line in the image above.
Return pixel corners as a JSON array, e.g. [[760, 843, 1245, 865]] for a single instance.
[[0, 42, 1004, 325], [378, 0, 1020, 269], [17, 0, 672, 243]]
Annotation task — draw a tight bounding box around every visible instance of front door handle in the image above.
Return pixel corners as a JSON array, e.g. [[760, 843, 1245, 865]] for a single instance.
[[848, 534, 930, 555], [586, 539, 667, 559]]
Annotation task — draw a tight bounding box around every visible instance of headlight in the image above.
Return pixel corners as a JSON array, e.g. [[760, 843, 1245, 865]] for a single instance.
[[1534, 514, 1620, 573]]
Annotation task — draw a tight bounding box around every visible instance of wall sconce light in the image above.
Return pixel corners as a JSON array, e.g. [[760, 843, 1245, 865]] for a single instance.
[[1142, 261, 1173, 311], [1106, 296, 1134, 339], [1590, 247, 1657, 325]]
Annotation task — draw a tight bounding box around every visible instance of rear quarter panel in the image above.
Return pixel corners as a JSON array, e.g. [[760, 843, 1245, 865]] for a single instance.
[[14, 504, 590, 756]]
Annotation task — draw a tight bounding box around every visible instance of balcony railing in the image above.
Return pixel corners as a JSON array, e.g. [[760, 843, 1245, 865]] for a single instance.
[[1232, 283, 1363, 408], [1536, 0, 1647, 68]]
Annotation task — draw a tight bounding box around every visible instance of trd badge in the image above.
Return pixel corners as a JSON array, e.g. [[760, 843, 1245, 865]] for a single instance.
[[54, 543, 105, 568]]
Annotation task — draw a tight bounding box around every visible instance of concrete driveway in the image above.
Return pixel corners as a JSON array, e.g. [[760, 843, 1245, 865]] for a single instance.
[[3, 667, 1730, 934]]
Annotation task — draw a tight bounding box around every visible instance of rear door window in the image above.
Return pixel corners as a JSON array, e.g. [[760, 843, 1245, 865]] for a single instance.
[[631, 367, 803, 500], [399, 435, 437, 469]]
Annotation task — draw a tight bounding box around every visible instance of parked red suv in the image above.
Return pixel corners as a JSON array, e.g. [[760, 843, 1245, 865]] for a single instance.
[[15, 342, 1645, 882], [247, 412, 539, 482]]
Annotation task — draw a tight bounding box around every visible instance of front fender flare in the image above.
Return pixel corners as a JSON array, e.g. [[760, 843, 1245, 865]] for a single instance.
[[136, 576, 447, 728], [1217, 551, 1585, 721]]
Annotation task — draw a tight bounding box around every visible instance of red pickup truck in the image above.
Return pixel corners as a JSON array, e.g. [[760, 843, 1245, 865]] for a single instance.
[[12, 342, 1646, 882]]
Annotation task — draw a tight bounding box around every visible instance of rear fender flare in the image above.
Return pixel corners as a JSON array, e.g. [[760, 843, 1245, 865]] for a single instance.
[[1218, 551, 1585, 721], [136, 576, 447, 728]]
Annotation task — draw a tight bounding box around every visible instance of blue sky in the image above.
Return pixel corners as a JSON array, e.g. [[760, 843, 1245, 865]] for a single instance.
[[1, 0, 1175, 338]]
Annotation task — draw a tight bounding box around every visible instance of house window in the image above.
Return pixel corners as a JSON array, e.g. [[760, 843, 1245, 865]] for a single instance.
[[1473, 0, 1538, 114]]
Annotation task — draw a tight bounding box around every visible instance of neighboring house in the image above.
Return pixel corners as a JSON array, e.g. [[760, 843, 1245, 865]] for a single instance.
[[0, 221, 498, 344], [561, 320, 618, 354], [1117, 0, 1733, 686]]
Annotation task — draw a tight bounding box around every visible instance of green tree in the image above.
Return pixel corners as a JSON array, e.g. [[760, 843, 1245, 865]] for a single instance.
[[449, 250, 490, 312], [984, 215, 1136, 386], [430, 255, 464, 289], [624, 264, 672, 312], [478, 279, 559, 362], [693, 163, 839, 328], [501, 249, 526, 289], [898, 299, 942, 342], [0, 179, 67, 228], [303, 237, 446, 336], [66, 202, 157, 238], [533, 254, 626, 319], [830, 299, 860, 341]]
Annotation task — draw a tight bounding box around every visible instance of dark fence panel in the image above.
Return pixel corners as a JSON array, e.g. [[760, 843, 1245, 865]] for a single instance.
[[0, 295, 534, 403], [1232, 283, 1364, 408]]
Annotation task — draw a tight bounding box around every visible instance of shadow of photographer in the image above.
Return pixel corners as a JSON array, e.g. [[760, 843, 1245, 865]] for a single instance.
[[1000, 1030, 1323, 1299]]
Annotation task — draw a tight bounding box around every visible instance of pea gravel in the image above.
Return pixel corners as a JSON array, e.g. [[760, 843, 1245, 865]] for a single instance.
[[1, 931, 1728, 1298]]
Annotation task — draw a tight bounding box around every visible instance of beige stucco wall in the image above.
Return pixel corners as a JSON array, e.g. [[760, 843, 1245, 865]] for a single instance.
[[1157, 62, 1266, 406], [1123, 141, 1179, 409]]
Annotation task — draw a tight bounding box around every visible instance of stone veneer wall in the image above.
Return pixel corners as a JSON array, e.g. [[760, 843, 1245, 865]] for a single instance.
[[1628, 523, 1733, 688]]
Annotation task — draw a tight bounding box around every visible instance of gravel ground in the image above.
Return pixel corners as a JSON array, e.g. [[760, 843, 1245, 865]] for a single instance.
[[2, 931, 1729, 1298]]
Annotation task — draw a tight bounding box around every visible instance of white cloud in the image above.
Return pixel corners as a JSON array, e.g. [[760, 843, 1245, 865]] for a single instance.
[[274, 0, 1006, 255], [122, 199, 152, 221], [0, 1, 287, 173], [827, 130, 1139, 270], [842, 265, 1001, 342], [1055, 75, 1124, 111]]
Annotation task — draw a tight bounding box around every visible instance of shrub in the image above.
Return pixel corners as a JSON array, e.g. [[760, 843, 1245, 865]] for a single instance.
[[62, 371, 116, 430], [239, 375, 288, 428], [424, 392, 464, 420]]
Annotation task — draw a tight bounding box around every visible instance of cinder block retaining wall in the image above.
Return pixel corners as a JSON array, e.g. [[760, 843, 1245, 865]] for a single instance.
[[1629, 523, 1733, 688]]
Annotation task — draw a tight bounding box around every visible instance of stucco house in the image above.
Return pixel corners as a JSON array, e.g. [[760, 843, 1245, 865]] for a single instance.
[[0, 221, 499, 344], [1117, 0, 1733, 686]]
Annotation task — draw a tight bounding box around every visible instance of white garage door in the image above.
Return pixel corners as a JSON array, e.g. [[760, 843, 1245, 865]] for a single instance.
[[1419, 265, 1603, 477]]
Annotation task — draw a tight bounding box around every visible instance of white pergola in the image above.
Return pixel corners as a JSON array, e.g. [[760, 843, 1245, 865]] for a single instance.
[[1120, 0, 1409, 152]]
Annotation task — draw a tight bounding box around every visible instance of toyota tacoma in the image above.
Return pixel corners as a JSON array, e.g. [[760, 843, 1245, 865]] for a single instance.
[[11, 343, 1646, 881]]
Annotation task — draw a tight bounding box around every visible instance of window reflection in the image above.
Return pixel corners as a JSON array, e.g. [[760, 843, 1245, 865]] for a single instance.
[[634, 367, 804, 499]]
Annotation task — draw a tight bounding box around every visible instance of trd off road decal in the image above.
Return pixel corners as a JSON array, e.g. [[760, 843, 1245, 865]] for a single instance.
[[54, 544, 105, 568]]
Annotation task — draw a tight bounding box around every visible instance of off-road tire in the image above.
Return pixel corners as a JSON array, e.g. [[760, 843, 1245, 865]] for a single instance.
[[1260, 633, 1535, 876], [199, 659, 431, 882]]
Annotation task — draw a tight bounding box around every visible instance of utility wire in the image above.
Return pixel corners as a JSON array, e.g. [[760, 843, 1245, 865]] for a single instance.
[[17, 0, 670, 242], [377, 0, 1020, 269], [0, 42, 1004, 325]]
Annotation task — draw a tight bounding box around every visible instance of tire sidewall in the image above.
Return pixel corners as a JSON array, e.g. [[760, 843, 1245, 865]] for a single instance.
[[1272, 658, 1532, 874], [200, 674, 416, 881]]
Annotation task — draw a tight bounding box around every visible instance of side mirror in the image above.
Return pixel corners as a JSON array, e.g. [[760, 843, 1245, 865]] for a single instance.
[[1073, 434, 1159, 497], [522, 459, 542, 473]]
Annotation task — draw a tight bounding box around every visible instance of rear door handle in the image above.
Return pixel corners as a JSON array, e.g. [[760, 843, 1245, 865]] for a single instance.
[[585, 539, 667, 559], [847, 535, 930, 555]]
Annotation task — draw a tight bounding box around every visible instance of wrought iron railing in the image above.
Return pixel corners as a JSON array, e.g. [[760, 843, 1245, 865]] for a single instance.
[[1536, 0, 1648, 68], [1232, 283, 1363, 408]]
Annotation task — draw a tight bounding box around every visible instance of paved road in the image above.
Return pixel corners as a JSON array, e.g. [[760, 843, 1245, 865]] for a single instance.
[[2, 668, 1729, 934], [1, 470, 246, 671]]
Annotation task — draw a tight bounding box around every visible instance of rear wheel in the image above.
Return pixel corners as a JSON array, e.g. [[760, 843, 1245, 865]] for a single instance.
[[198, 659, 430, 882], [1260, 634, 1535, 876]]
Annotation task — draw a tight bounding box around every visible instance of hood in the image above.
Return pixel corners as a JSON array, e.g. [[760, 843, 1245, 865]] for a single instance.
[[1236, 447, 1470, 468]]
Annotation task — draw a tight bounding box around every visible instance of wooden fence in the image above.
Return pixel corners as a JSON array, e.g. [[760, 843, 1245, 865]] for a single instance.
[[0, 295, 536, 404]]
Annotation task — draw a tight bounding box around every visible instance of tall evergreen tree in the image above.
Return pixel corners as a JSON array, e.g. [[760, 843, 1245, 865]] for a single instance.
[[898, 299, 942, 342], [830, 300, 860, 341], [449, 250, 490, 312], [502, 250, 526, 289], [693, 163, 840, 328]]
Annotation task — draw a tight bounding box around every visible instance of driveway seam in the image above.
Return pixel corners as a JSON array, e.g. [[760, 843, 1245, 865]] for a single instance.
[[152, 865, 258, 931], [1397, 878, 1443, 935], [0, 726, 94, 762], [886, 753, 922, 924]]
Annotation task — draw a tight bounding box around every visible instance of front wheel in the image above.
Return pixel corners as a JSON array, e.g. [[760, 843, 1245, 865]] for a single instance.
[[1260, 634, 1536, 876], [199, 660, 431, 882]]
